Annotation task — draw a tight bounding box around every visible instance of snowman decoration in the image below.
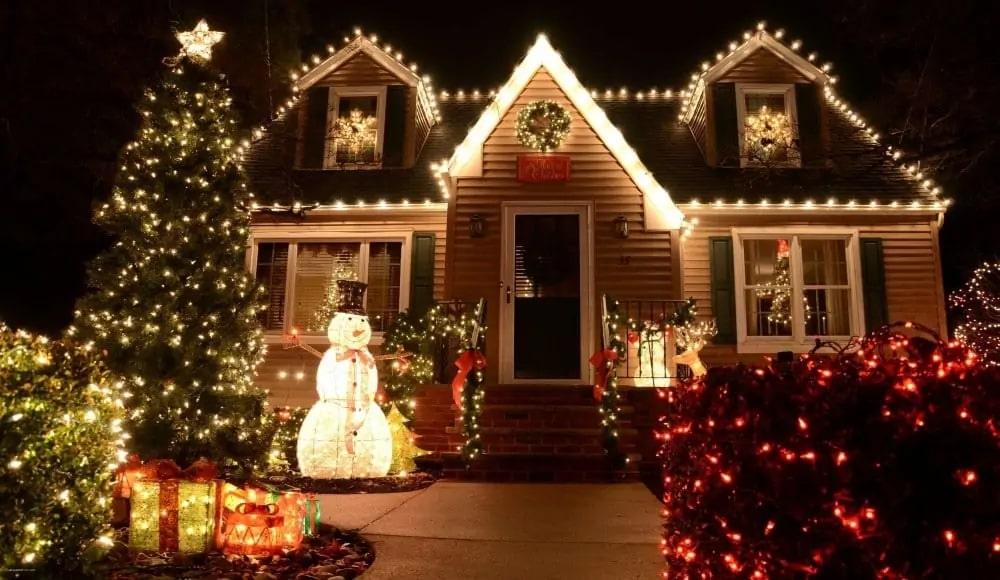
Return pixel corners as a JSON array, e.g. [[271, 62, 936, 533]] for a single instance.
[[297, 280, 392, 479]]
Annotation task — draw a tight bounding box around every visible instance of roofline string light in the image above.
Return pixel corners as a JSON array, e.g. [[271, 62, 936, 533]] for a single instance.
[[248, 27, 440, 147], [678, 20, 950, 211], [444, 33, 686, 230]]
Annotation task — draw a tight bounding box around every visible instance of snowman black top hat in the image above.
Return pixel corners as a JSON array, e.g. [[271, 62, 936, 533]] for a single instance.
[[335, 279, 368, 315]]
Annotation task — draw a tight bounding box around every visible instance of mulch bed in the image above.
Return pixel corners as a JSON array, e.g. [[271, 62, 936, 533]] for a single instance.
[[100, 526, 374, 579], [255, 471, 437, 494]]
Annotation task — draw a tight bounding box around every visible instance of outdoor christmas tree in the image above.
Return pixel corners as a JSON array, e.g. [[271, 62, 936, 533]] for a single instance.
[[70, 21, 272, 471], [951, 261, 1000, 366]]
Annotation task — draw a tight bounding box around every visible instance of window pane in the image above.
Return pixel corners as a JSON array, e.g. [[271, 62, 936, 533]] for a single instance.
[[804, 289, 851, 336], [744, 92, 791, 163], [254, 243, 289, 331], [745, 93, 786, 116], [743, 239, 792, 336], [801, 239, 848, 286], [366, 242, 403, 332], [332, 95, 378, 165], [294, 243, 361, 332]]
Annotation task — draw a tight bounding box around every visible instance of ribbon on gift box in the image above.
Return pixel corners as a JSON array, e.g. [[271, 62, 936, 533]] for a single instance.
[[589, 348, 619, 402], [302, 494, 321, 537], [127, 458, 220, 553], [452, 349, 486, 408]]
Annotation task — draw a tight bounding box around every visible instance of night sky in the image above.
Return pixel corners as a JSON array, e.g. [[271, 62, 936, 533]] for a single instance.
[[2, 0, 997, 334]]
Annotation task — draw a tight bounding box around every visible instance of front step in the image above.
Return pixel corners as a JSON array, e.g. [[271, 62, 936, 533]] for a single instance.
[[412, 384, 641, 482]]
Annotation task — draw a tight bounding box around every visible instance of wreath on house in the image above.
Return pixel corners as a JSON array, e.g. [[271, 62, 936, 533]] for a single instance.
[[515, 100, 571, 152]]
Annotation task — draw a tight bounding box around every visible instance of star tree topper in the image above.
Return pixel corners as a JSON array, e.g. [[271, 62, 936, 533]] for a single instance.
[[175, 19, 224, 62]]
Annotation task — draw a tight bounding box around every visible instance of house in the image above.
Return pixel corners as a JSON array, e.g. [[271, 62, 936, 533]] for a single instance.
[[245, 25, 948, 477]]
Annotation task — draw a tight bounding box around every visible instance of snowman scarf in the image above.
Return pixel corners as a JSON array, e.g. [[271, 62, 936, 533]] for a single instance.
[[336, 347, 376, 454]]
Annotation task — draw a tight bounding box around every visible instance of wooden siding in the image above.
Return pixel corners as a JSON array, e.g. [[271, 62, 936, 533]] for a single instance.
[[680, 213, 946, 366], [414, 90, 433, 157], [446, 68, 677, 384], [251, 211, 447, 405], [314, 52, 406, 87], [688, 87, 708, 159], [715, 46, 812, 84]]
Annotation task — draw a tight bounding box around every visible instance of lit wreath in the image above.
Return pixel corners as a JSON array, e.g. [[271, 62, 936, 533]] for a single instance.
[[515, 100, 571, 152]]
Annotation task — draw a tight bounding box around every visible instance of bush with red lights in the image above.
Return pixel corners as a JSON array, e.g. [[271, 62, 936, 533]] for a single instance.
[[660, 322, 1000, 577]]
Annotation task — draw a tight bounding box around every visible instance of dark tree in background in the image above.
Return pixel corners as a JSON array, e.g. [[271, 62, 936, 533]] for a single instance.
[[71, 42, 273, 470]]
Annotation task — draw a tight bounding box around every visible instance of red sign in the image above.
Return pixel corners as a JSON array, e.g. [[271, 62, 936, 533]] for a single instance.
[[517, 154, 571, 183]]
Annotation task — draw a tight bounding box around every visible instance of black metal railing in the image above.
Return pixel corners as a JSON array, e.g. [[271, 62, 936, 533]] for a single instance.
[[608, 297, 693, 385]]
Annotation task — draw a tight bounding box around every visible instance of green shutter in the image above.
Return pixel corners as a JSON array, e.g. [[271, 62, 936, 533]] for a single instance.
[[712, 82, 739, 167], [795, 83, 823, 167], [409, 233, 436, 316], [301, 86, 329, 168], [860, 238, 888, 332], [709, 236, 737, 343], [382, 86, 408, 167]]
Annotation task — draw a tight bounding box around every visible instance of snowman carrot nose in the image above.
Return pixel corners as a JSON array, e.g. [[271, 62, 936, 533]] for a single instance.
[[352, 329, 364, 337]]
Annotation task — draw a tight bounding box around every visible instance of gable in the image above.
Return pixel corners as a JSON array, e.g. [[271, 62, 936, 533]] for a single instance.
[[714, 46, 812, 84], [446, 35, 684, 231], [313, 52, 406, 87]]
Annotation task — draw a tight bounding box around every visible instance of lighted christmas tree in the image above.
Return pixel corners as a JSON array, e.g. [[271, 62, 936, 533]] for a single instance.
[[951, 261, 1000, 366], [306, 262, 359, 332], [387, 404, 429, 474], [70, 21, 273, 471]]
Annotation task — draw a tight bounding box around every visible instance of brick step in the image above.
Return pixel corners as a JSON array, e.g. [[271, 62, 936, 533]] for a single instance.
[[423, 451, 641, 482]]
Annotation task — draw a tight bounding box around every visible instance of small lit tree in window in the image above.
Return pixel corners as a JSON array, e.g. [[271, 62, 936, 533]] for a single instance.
[[744, 105, 796, 165], [307, 262, 360, 332]]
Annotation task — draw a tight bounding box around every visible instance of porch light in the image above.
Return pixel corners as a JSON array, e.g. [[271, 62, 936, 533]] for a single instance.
[[614, 215, 630, 239], [469, 214, 486, 238]]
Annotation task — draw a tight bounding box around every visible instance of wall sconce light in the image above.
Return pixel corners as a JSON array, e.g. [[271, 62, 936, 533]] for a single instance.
[[614, 215, 629, 239], [469, 214, 486, 238]]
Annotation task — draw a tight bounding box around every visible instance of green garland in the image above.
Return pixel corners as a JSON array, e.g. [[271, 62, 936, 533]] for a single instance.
[[515, 100, 571, 152], [599, 299, 627, 470], [380, 302, 487, 465]]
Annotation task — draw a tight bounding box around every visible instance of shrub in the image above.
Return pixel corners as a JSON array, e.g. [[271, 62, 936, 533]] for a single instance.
[[661, 323, 1000, 577], [0, 326, 125, 574]]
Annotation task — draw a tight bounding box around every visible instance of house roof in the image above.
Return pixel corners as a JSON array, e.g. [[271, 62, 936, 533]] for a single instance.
[[245, 26, 943, 215]]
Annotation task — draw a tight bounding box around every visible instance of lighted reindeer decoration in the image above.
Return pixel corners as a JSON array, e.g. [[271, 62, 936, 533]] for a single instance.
[[673, 320, 717, 379]]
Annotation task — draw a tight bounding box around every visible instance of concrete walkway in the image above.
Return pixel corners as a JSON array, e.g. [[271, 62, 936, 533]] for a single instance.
[[320, 482, 663, 579]]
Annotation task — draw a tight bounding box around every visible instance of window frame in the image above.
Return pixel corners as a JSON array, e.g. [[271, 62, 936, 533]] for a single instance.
[[732, 227, 865, 353], [249, 231, 411, 344], [324, 85, 387, 169], [735, 82, 801, 168]]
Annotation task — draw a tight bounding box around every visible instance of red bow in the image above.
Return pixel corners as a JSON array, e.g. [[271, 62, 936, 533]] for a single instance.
[[336, 347, 375, 367], [589, 348, 619, 402], [452, 349, 487, 408]]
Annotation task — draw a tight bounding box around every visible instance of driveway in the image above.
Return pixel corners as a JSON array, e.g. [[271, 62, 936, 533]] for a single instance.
[[320, 481, 662, 579]]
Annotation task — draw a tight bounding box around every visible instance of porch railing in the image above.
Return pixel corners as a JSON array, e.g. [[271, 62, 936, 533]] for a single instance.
[[608, 297, 693, 386]]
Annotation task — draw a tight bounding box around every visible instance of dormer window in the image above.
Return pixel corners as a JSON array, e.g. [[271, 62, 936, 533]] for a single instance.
[[735, 83, 800, 167], [325, 86, 386, 168]]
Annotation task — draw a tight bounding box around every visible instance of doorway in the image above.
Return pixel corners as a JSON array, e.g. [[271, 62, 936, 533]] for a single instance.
[[500, 204, 593, 383]]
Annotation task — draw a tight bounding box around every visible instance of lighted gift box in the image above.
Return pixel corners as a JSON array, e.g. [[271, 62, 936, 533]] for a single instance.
[[126, 458, 221, 553], [216, 483, 319, 555], [129, 479, 219, 553]]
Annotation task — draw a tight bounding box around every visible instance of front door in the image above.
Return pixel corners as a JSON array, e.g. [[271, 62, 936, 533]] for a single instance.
[[500, 204, 592, 383]]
